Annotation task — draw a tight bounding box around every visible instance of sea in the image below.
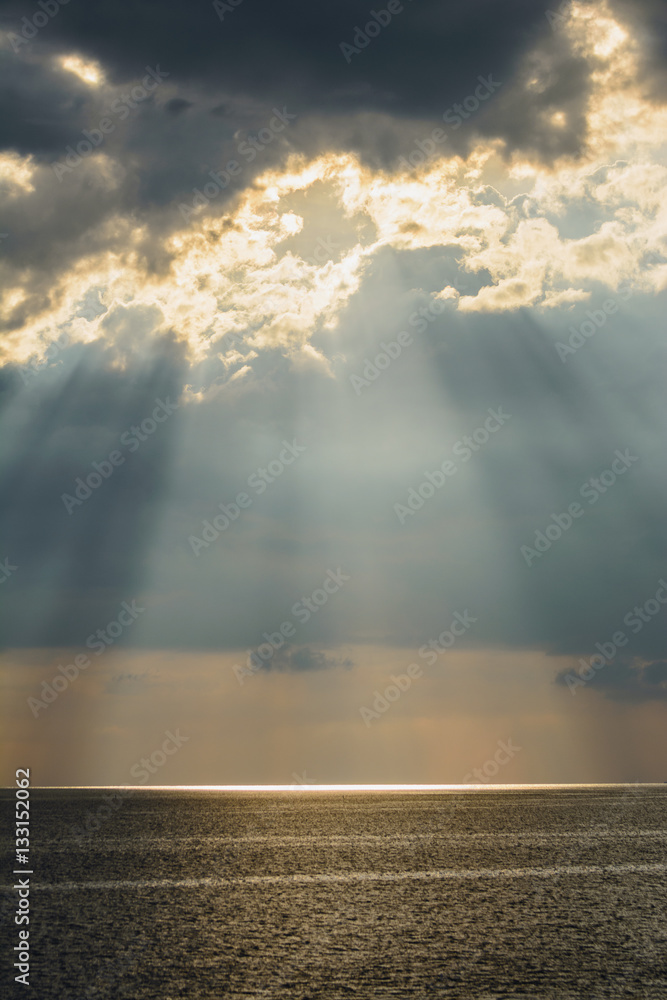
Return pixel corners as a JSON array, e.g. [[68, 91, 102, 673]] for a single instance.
[[2, 785, 666, 999]]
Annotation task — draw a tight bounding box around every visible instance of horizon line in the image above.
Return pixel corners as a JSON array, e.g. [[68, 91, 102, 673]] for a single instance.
[[5, 782, 664, 791]]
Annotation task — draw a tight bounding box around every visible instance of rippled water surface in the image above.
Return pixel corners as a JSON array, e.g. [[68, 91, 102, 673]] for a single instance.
[[2, 786, 666, 998]]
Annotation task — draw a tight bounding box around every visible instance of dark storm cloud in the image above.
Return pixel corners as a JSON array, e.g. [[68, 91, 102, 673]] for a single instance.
[[608, 0, 667, 98], [0, 66, 300, 305], [6, 0, 544, 120], [1, 0, 664, 326], [0, 49, 92, 155], [0, 170, 134, 329], [472, 34, 592, 162], [4, 0, 661, 175]]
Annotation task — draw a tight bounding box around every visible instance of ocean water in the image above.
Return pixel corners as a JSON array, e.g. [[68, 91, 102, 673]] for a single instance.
[[2, 785, 666, 998]]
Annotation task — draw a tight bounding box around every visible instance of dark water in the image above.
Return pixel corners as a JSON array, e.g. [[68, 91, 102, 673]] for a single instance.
[[2, 785, 666, 998]]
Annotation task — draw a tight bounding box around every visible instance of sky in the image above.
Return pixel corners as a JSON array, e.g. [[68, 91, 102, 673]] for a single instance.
[[1, 0, 666, 785]]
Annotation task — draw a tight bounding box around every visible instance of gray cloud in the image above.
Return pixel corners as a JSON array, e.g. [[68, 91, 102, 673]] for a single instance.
[[263, 646, 354, 674], [1, 0, 664, 348], [556, 659, 667, 700]]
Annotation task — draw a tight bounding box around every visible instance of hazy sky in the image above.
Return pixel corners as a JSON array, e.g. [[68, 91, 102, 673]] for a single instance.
[[1, 0, 666, 785]]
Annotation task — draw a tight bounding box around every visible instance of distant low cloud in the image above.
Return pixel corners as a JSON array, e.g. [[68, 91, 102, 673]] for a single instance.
[[164, 98, 194, 116], [263, 646, 354, 674], [556, 659, 667, 700]]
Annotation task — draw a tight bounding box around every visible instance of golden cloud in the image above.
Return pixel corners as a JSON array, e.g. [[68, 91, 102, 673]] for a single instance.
[[2, 2, 665, 372]]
